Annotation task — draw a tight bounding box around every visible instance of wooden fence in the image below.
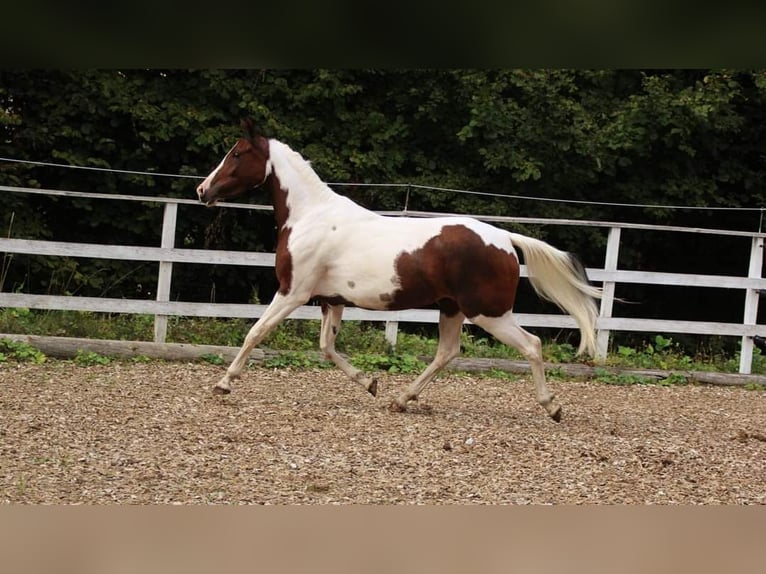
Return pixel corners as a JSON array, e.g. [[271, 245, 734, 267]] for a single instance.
[[2, 184, 766, 374]]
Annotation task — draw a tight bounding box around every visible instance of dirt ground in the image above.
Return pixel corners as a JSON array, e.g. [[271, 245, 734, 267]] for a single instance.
[[1, 360, 764, 504]]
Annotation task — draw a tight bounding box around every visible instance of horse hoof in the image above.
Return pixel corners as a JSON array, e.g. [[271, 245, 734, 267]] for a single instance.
[[389, 400, 407, 413], [550, 405, 562, 423], [212, 385, 231, 395], [368, 378, 378, 397]]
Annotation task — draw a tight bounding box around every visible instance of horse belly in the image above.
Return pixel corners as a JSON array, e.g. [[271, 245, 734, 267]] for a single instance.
[[313, 260, 398, 310]]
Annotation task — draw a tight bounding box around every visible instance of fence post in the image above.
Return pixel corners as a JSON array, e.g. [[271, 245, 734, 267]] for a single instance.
[[385, 320, 399, 349], [154, 202, 178, 344], [739, 235, 764, 374], [595, 226, 621, 360]]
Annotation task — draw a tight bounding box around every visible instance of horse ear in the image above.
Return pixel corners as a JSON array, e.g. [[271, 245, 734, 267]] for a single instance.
[[240, 117, 260, 141]]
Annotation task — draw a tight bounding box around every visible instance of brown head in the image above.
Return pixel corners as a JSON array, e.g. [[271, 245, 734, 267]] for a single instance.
[[196, 118, 272, 206]]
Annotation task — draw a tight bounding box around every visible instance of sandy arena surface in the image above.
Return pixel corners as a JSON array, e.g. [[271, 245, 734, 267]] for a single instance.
[[1, 360, 764, 504]]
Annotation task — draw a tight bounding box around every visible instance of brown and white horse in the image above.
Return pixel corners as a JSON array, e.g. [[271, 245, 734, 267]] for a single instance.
[[196, 119, 602, 421]]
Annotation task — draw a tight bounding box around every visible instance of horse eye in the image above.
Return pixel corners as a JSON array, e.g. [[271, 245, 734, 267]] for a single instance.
[[232, 151, 241, 159]]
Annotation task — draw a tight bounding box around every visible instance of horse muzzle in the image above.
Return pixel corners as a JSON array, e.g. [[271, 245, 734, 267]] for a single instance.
[[196, 184, 218, 207]]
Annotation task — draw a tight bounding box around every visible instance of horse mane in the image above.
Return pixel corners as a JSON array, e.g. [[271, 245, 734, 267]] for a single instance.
[[268, 139, 334, 200]]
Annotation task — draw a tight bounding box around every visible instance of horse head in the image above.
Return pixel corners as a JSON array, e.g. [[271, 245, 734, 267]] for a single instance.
[[196, 118, 272, 206]]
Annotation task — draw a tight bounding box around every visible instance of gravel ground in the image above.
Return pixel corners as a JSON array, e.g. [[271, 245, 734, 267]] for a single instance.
[[1, 360, 764, 504]]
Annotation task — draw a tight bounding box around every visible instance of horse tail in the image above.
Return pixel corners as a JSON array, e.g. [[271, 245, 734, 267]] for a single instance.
[[508, 232, 602, 356]]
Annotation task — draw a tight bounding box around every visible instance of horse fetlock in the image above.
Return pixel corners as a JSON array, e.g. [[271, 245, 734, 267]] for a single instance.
[[367, 377, 378, 397]]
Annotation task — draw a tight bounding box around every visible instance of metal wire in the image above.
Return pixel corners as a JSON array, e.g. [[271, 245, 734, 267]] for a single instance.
[[2, 155, 763, 213]]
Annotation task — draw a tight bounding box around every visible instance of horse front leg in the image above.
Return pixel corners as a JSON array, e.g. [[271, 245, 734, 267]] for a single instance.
[[319, 303, 378, 396], [213, 293, 304, 394]]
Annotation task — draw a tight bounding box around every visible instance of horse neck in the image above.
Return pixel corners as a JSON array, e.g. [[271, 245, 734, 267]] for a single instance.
[[266, 139, 340, 228]]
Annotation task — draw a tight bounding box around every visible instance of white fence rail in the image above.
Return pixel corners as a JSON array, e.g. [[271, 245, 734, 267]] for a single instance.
[[2, 185, 766, 373]]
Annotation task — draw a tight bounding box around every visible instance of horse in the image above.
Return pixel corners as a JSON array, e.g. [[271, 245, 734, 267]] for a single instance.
[[196, 119, 602, 422]]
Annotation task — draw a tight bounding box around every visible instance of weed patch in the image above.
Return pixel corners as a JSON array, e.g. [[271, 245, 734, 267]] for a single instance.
[[263, 351, 331, 370], [199, 353, 225, 365], [0, 339, 46, 363], [73, 350, 111, 366], [594, 368, 655, 386]]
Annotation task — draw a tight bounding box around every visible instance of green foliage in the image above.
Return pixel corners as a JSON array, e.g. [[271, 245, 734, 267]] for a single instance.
[[199, 353, 225, 365], [723, 342, 766, 375], [350, 352, 426, 374], [480, 368, 520, 382], [0, 309, 249, 348], [168, 317, 249, 347], [608, 335, 695, 371], [459, 331, 522, 360], [0, 308, 154, 341], [392, 332, 438, 357], [0, 307, 36, 332], [663, 373, 689, 386], [744, 383, 766, 391], [544, 342, 577, 364], [593, 368, 689, 387], [594, 368, 655, 386], [0, 338, 46, 363], [262, 351, 331, 370], [73, 350, 111, 366], [262, 320, 325, 352]]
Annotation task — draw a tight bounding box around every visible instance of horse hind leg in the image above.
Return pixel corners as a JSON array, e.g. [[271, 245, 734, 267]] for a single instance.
[[319, 303, 377, 396], [471, 312, 562, 422], [390, 311, 465, 412]]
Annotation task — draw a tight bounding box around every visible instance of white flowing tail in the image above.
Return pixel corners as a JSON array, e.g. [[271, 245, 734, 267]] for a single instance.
[[509, 232, 602, 356]]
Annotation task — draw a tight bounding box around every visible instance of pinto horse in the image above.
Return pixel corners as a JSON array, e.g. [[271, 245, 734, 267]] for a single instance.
[[196, 119, 601, 421]]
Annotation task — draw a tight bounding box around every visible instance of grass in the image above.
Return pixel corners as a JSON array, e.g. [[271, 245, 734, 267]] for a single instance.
[[1, 308, 763, 380]]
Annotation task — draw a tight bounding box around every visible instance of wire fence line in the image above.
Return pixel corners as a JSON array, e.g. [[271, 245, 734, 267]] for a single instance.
[[1, 155, 764, 214], [2, 185, 764, 240]]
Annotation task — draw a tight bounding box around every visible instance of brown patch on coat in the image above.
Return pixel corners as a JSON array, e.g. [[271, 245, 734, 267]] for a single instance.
[[275, 227, 293, 295], [267, 172, 290, 233], [387, 224, 519, 318], [264, 170, 293, 295]]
